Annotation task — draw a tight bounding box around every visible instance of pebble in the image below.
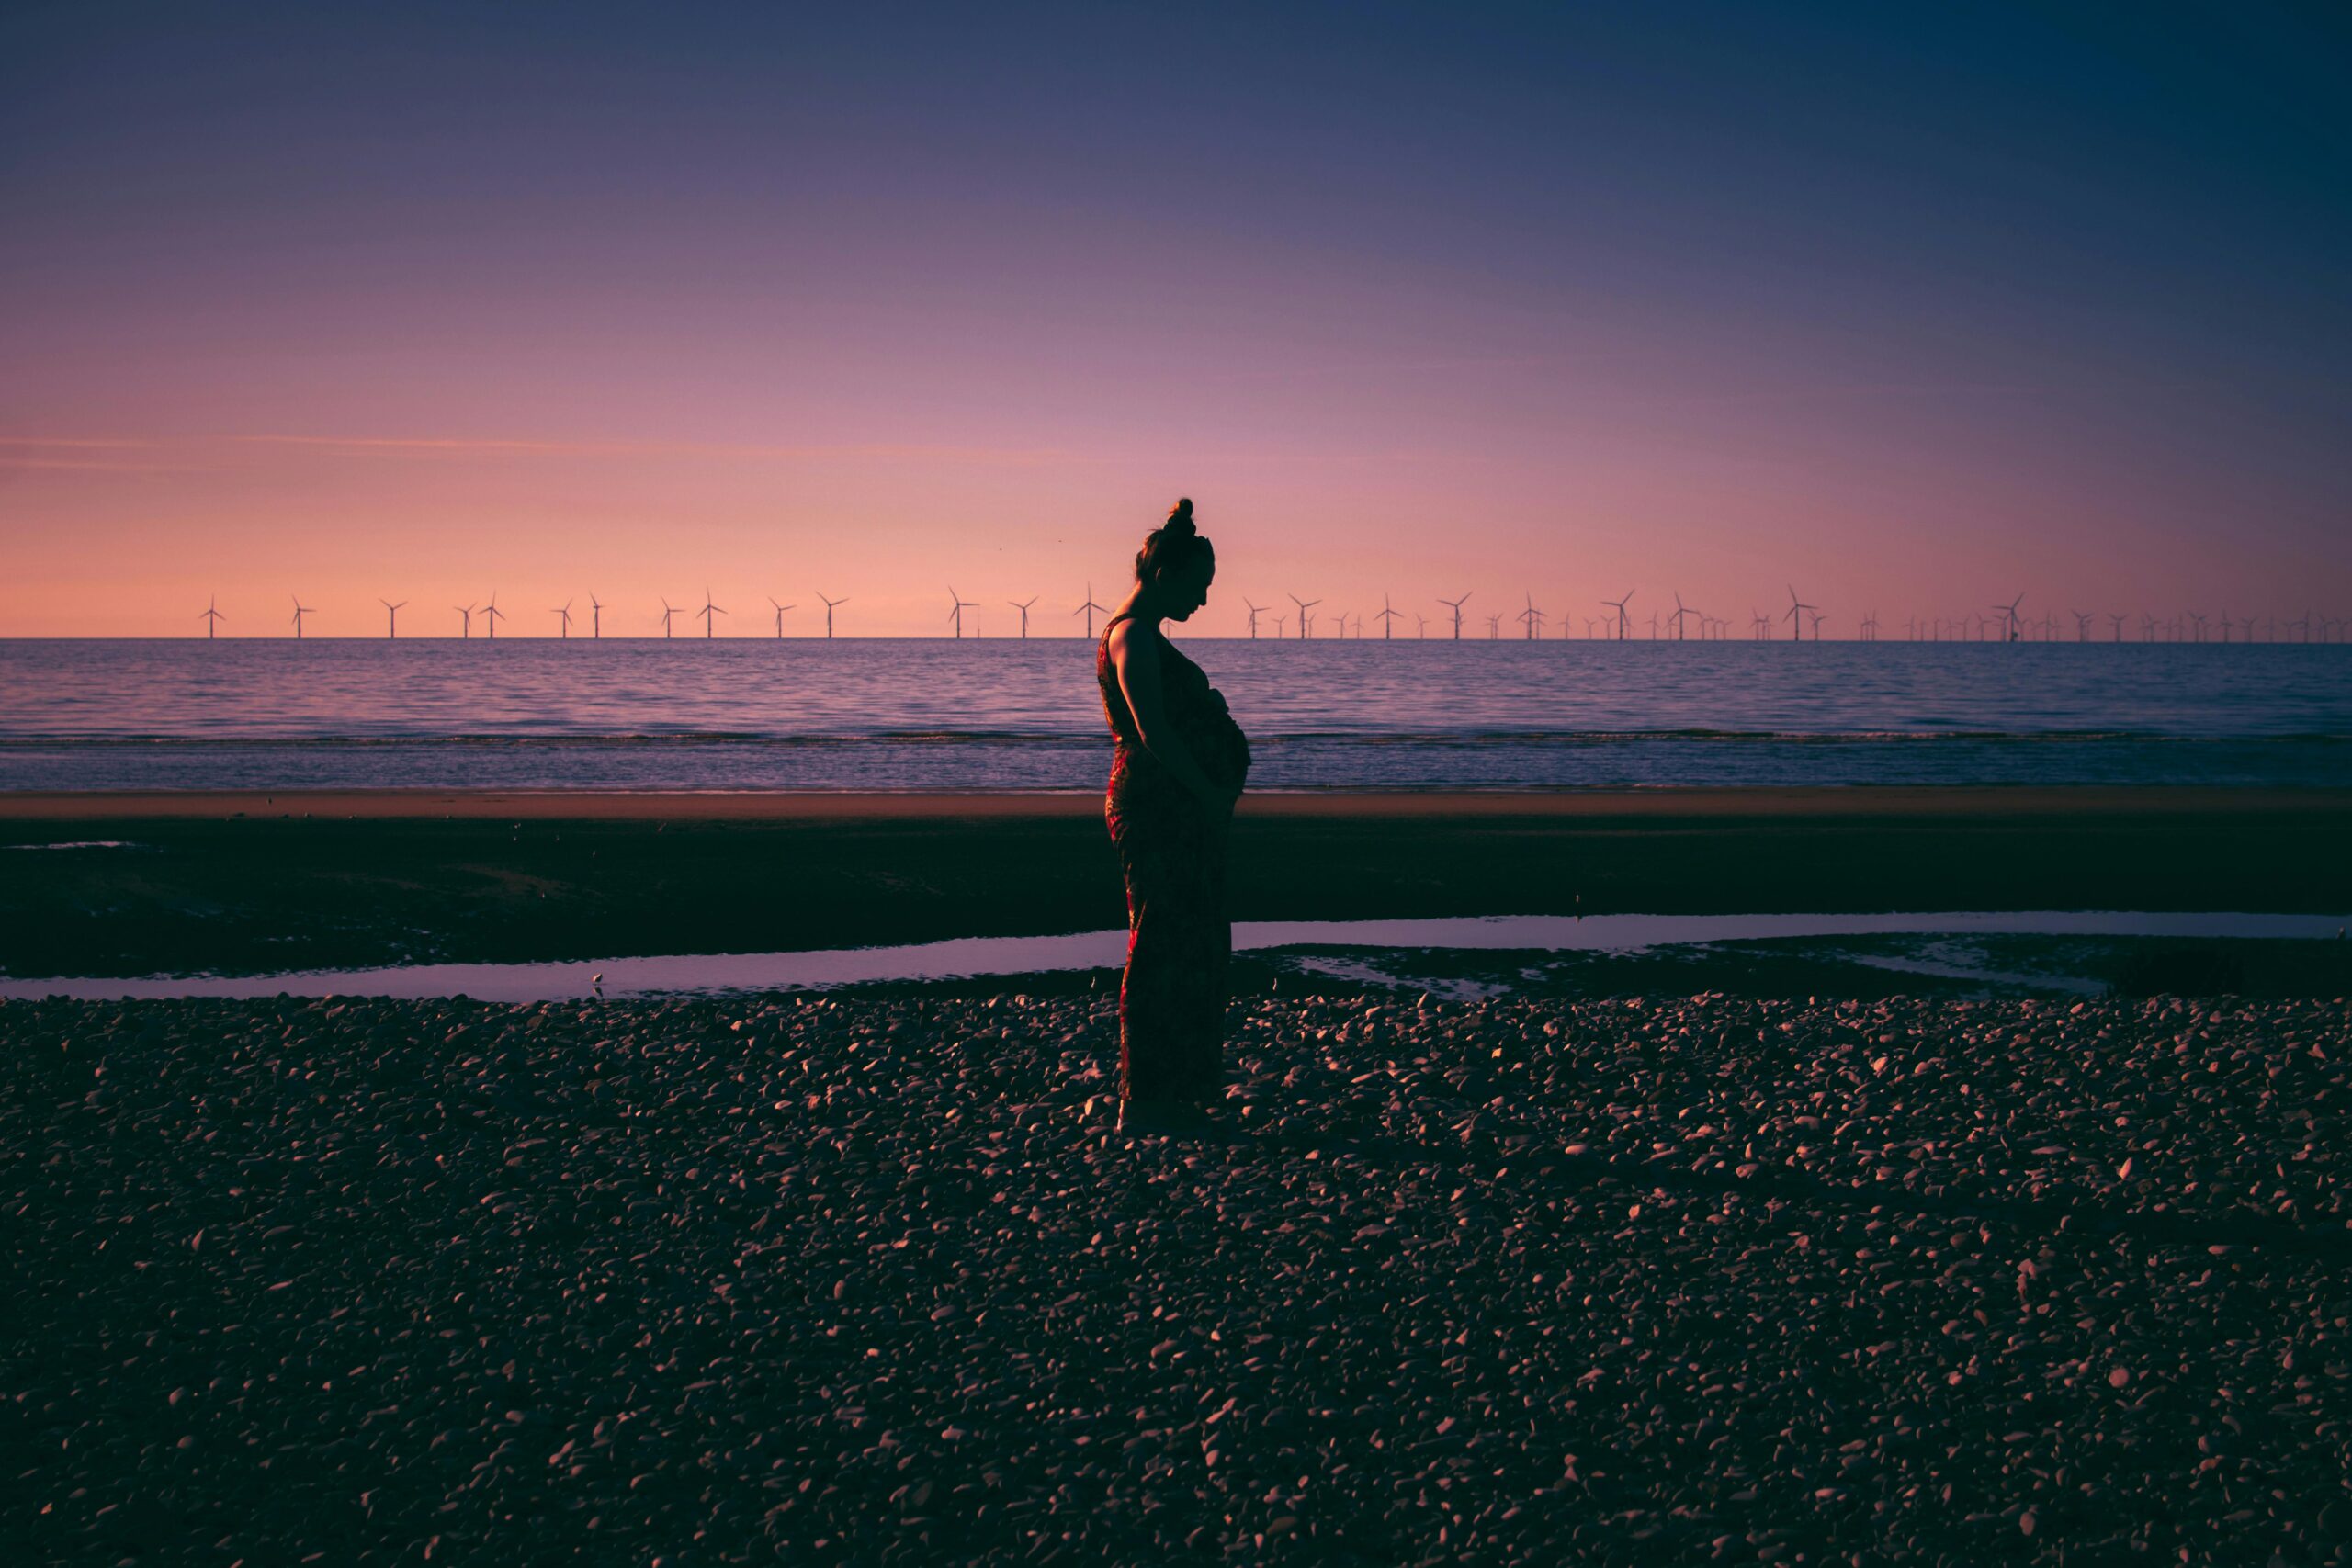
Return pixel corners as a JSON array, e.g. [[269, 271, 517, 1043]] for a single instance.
[[5, 988, 2349, 1565]]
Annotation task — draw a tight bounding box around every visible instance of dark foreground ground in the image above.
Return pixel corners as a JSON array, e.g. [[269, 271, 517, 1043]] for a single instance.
[[8, 987, 2351, 1565], [3, 786, 2347, 978]]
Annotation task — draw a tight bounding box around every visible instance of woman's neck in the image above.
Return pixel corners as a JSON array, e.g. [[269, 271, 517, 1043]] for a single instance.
[[1114, 584, 1160, 626]]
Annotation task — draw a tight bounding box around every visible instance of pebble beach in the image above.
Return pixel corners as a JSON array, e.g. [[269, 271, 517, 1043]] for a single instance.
[[9, 987, 2351, 1565]]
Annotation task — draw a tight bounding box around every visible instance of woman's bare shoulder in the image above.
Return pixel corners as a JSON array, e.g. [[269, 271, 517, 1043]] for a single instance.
[[1105, 618, 1154, 660]]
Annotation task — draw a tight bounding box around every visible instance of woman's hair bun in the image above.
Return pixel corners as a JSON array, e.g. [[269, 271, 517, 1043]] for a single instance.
[[1135, 496, 1211, 582]]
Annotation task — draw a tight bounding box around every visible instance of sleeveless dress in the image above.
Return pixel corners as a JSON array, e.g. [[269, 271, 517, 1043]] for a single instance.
[[1097, 613, 1252, 1104]]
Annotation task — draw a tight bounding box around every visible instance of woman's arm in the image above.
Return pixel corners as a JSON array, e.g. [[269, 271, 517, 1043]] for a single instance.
[[1110, 621, 1236, 809]]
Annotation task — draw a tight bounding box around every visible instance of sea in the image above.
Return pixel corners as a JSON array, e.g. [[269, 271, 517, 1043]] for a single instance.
[[0, 638, 2345, 793]]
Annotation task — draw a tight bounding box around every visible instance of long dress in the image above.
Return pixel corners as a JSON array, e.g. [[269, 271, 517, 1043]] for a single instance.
[[1097, 612, 1252, 1104]]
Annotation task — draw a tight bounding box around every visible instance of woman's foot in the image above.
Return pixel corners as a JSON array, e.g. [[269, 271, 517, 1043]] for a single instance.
[[1116, 1098, 1216, 1136]]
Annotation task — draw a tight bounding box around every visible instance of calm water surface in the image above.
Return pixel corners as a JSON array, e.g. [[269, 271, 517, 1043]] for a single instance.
[[1, 639, 2345, 790], [3, 910, 2341, 1001]]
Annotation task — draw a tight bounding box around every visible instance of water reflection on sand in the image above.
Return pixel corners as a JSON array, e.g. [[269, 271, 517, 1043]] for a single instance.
[[2, 909, 2343, 1002]]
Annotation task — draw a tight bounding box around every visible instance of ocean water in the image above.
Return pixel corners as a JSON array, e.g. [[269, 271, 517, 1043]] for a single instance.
[[0, 638, 2344, 792]]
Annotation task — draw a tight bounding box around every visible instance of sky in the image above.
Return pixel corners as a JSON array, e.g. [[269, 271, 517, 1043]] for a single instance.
[[4, 1, 2348, 637]]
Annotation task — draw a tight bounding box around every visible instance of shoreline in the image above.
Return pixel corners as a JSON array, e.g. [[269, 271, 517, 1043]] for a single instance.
[[7, 784, 2348, 980], [6, 783, 2349, 821]]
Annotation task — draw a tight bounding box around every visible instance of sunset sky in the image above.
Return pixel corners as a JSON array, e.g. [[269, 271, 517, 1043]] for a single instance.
[[4, 2, 2347, 637]]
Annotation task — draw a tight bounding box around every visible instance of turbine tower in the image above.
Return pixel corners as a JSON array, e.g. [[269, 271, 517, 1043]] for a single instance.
[[1438, 592, 1471, 639], [818, 592, 846, 638], [289, 595, 314, 639], [698, 588, 726, 638], [1288, 592, 1319, 639], [1991, 592, 2025, 643], [1008, 596, 1038, 638], [1073, 582, 1109, 638], [768, 596, 796, 637], [455, 603, 477, 638], [380, 598, 406, 638], [659, 598, 677, 638], [1374, 593, 1402, 640], [1244, 600, 1268, 638], [199, 596, 225, 639], [1518, 592, 1544, 640], [590, 595, 603, 639], [551, 599, 573, 638], [1602, 591, 1634, 640], [946, 586, 976, 638], [482, 592, 506, 639], [1669, 592, 1699, 641]]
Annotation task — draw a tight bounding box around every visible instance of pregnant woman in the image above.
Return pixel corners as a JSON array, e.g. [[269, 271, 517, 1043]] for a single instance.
[[1097, 498, 1252, 1135]]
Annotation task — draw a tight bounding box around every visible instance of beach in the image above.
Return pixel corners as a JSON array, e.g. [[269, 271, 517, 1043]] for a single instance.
[[5, 786, 2347, 980], [9, 784, 2351, 1565], [10, 987, 2349, 1564]]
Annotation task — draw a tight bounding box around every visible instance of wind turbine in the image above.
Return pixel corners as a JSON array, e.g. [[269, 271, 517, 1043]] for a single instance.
[[946, 586, 976, 638], [1375, 593, 1402, 639], [1272, 615, 1287, 638], [199, 596, 225, 639], [1415, 613, 1429, 638], [697, 588, 725, 638], [818, 592, 846, 637], [1289, 592, 1319, 640], [1073, 582, 1109, 638], [1519, 592, 1544, 639], [768, 596, 795, 637], [289, 595, 314, 639], [482, 592, 505, 639], [1783, 586, 1815, 642], [455, 603, 477, 638], [1008, 596, 1037, 637], [1668, 592, 1699, 641], [1602, 590, 1634, 641], [590, 595, 603, 638], [380, 598, 406, 638], [1438, 592, 1471, 639], [659, 598, 678, 638], [1991, 593, 2025, 643], [1244, 600, 1268, 638], [551, 599, 573, 638]]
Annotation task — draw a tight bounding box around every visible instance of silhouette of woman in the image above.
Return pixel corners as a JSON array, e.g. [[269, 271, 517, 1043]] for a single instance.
[[1098, 499, 1250, 1134]]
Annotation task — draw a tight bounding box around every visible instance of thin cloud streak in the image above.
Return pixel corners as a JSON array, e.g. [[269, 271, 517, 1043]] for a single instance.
[[0, 436, 163, 449], [234, 435, 1103, 467]]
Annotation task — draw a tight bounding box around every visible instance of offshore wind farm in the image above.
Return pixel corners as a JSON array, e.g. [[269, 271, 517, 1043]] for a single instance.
[[34, 576, 2344, 641]]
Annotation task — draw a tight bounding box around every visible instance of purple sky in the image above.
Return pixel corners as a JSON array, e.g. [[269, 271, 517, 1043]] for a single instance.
[[4, 2, 2347, 635]]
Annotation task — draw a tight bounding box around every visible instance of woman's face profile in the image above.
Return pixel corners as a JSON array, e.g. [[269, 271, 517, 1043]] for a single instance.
[[1159, 558, 1214, 621]]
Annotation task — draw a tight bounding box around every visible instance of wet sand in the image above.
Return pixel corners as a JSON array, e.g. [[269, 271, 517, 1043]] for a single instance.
[[4, 786, 2346, 978], [5, 783, 2346, 821], [10, 987, 2349, 1564]]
